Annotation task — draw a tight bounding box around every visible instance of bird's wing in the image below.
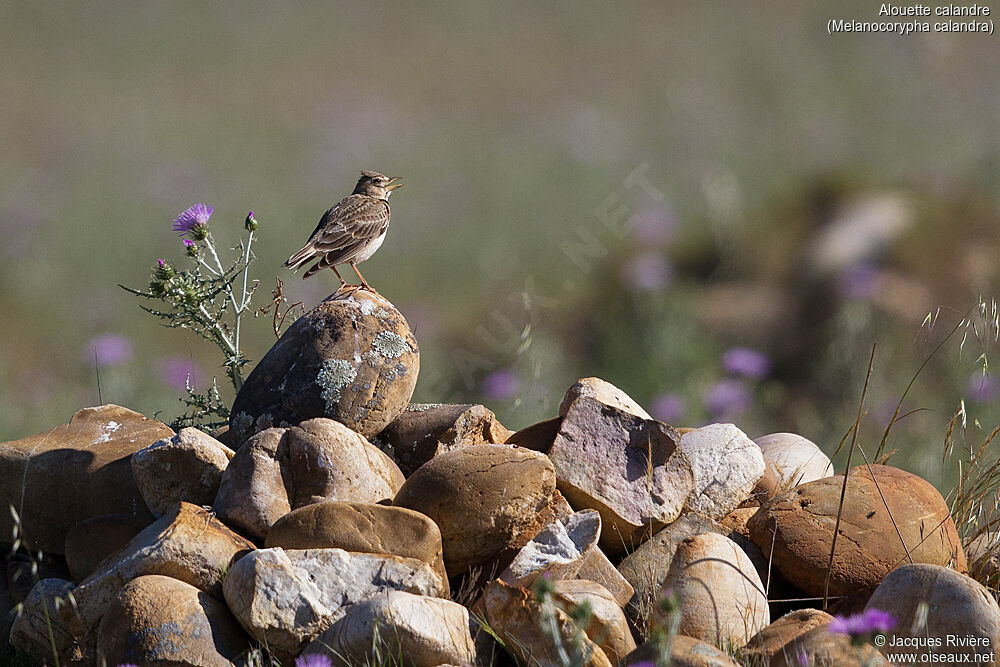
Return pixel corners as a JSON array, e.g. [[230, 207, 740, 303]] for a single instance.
[[284, 195, 389, 268], [311, 195, 390, 252]]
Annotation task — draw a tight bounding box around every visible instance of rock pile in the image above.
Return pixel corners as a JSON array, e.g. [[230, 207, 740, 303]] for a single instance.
[[0, 291, 991, 666]]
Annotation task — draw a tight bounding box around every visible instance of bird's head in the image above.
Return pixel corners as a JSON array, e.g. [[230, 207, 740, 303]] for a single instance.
[[354, 170, 403, 199]]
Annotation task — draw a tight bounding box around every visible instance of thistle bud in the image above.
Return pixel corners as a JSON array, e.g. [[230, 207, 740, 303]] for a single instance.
[[190, 222, 209, 241], [183, 239, 198, 257], [245, 211, 258, 231], [154, 260, 175, 280], [181, 286, 199, 305]]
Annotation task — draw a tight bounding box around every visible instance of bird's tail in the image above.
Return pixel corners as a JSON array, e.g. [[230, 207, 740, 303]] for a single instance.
[[283, 244, 315, 271]]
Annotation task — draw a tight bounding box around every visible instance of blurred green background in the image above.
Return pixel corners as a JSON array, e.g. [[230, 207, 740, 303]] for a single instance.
[[3, 1, 999, 490]]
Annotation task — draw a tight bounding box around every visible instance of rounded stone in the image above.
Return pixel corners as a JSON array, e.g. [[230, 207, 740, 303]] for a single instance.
[[754, 432, 833, 487], [621, 635, 740, 666], [748, 465, 966, 597], [214, 419, 405, 541], [229, 290, 419, 441], [679, 423, 766, 519], [770, 625, 890, 666], [551, 579, 636, 664], [131, 426, 234, 517], [865, 563, 1000, 662], [743, 608, 834, 661], [655, 532, 769, 649], [265, 500, 447, 586], [393, 445, 557, 577], [97, 575, 250, 666]]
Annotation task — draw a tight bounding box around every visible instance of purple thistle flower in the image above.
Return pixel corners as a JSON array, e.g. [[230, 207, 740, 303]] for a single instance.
[[295, 656, 333, 667], [172, 203, 213, 236], [86, 334, 134, 366], [481, 368, 521, 401], [159, 356, 204, 391], [650, 393, 685, 423], [704, 379, 751, 418], [156, 259, 165, 267], [183, 239, 195, 248], [828, 608, 896, 637], [722, 347, 771, 380]]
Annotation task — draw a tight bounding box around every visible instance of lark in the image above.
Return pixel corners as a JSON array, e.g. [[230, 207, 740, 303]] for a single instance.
[[284, 170, 403, 293]]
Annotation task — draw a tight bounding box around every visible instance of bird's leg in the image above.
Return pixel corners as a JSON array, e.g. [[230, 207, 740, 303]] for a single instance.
[[331, 266, 357, 295], [350, 262, 378, 294]]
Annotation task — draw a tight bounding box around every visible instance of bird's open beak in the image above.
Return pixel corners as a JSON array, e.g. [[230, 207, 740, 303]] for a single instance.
[[385, 176, 404, 191]]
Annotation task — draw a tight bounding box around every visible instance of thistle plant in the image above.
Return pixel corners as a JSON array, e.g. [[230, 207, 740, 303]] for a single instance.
[[122, 204, 261, 429]]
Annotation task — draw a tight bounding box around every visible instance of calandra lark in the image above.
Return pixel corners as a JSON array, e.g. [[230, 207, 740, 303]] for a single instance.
[[284, 170, 403, 292]]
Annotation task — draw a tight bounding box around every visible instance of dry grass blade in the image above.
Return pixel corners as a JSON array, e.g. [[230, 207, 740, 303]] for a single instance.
[[824, 343, 875, 610]]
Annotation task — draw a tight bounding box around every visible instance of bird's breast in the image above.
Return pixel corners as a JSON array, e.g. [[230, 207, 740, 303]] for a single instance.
[[354, 231, 386, 263]]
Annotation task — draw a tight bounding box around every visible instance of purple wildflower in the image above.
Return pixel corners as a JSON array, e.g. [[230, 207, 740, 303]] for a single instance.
[[159, 356, 204, 391], [704, 379, 751, 418], [172, 203, 213, 236], [967, 373, 1000, 404], [294, 656, 333, 667], [828, 608, 896, 637], [797, 648, 811, 667], [836, 262, 882, 299], [621, 252, 674, 292], [183, 239, 195, 248], [722, 347, 771, 380], [481, 368, 521, 401], [650, 393, 685, 423], [156, 259, 165, 268], [86, 334, 134, 366], [630, 200, 678, 246]]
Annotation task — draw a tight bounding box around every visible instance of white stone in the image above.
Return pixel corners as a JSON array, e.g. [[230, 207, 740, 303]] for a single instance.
[[304, 591, 481, 666], [559, 377, 651, 419], [754, 432, 832, 487], [222, 547, 446, 658], [499, 510, 601, 587], [680, 423, 765, 518]]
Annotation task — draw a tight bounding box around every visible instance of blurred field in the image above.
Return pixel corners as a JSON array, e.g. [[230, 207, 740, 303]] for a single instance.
[[2, 1, 999, 491]]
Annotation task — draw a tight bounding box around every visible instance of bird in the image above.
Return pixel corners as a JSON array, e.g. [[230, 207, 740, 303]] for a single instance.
[[284, 170, 403, 293]]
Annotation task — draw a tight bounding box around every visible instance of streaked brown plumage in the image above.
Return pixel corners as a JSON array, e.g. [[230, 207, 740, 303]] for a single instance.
[[284, 170, 403, 290]]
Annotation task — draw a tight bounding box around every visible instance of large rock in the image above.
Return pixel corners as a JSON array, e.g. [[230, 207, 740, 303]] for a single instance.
[[64, 501, 254, 651], [376, 403, 512, 476], [131, 427, 234, 517], [748, 464, 967, 596], [223, 547, 445, 660], [754, 432, 833, 487], [617, 512, 731, 636], [621, 635, 741, 666], [214, 418, 405, 541], [303, 591, 485, 667], [64, 513, 150, 581], [770, 625, 890, 666], [655, 532, 769, 649], [743, 608, 834, 661], [96, 575, 250, 666], [679, 423, 766, 518], [479, 579, 613, 667], [551, 579, 637, 663], [265, 500, 447, 588], [8, 578, 80, 664], [559, 377, 651, 419], [0, 405, 172, 553], [229, 290, 419, 441], [393, 444, 557, 577], [547, 396, 695, 557], [865, 564, 1000, 665]]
